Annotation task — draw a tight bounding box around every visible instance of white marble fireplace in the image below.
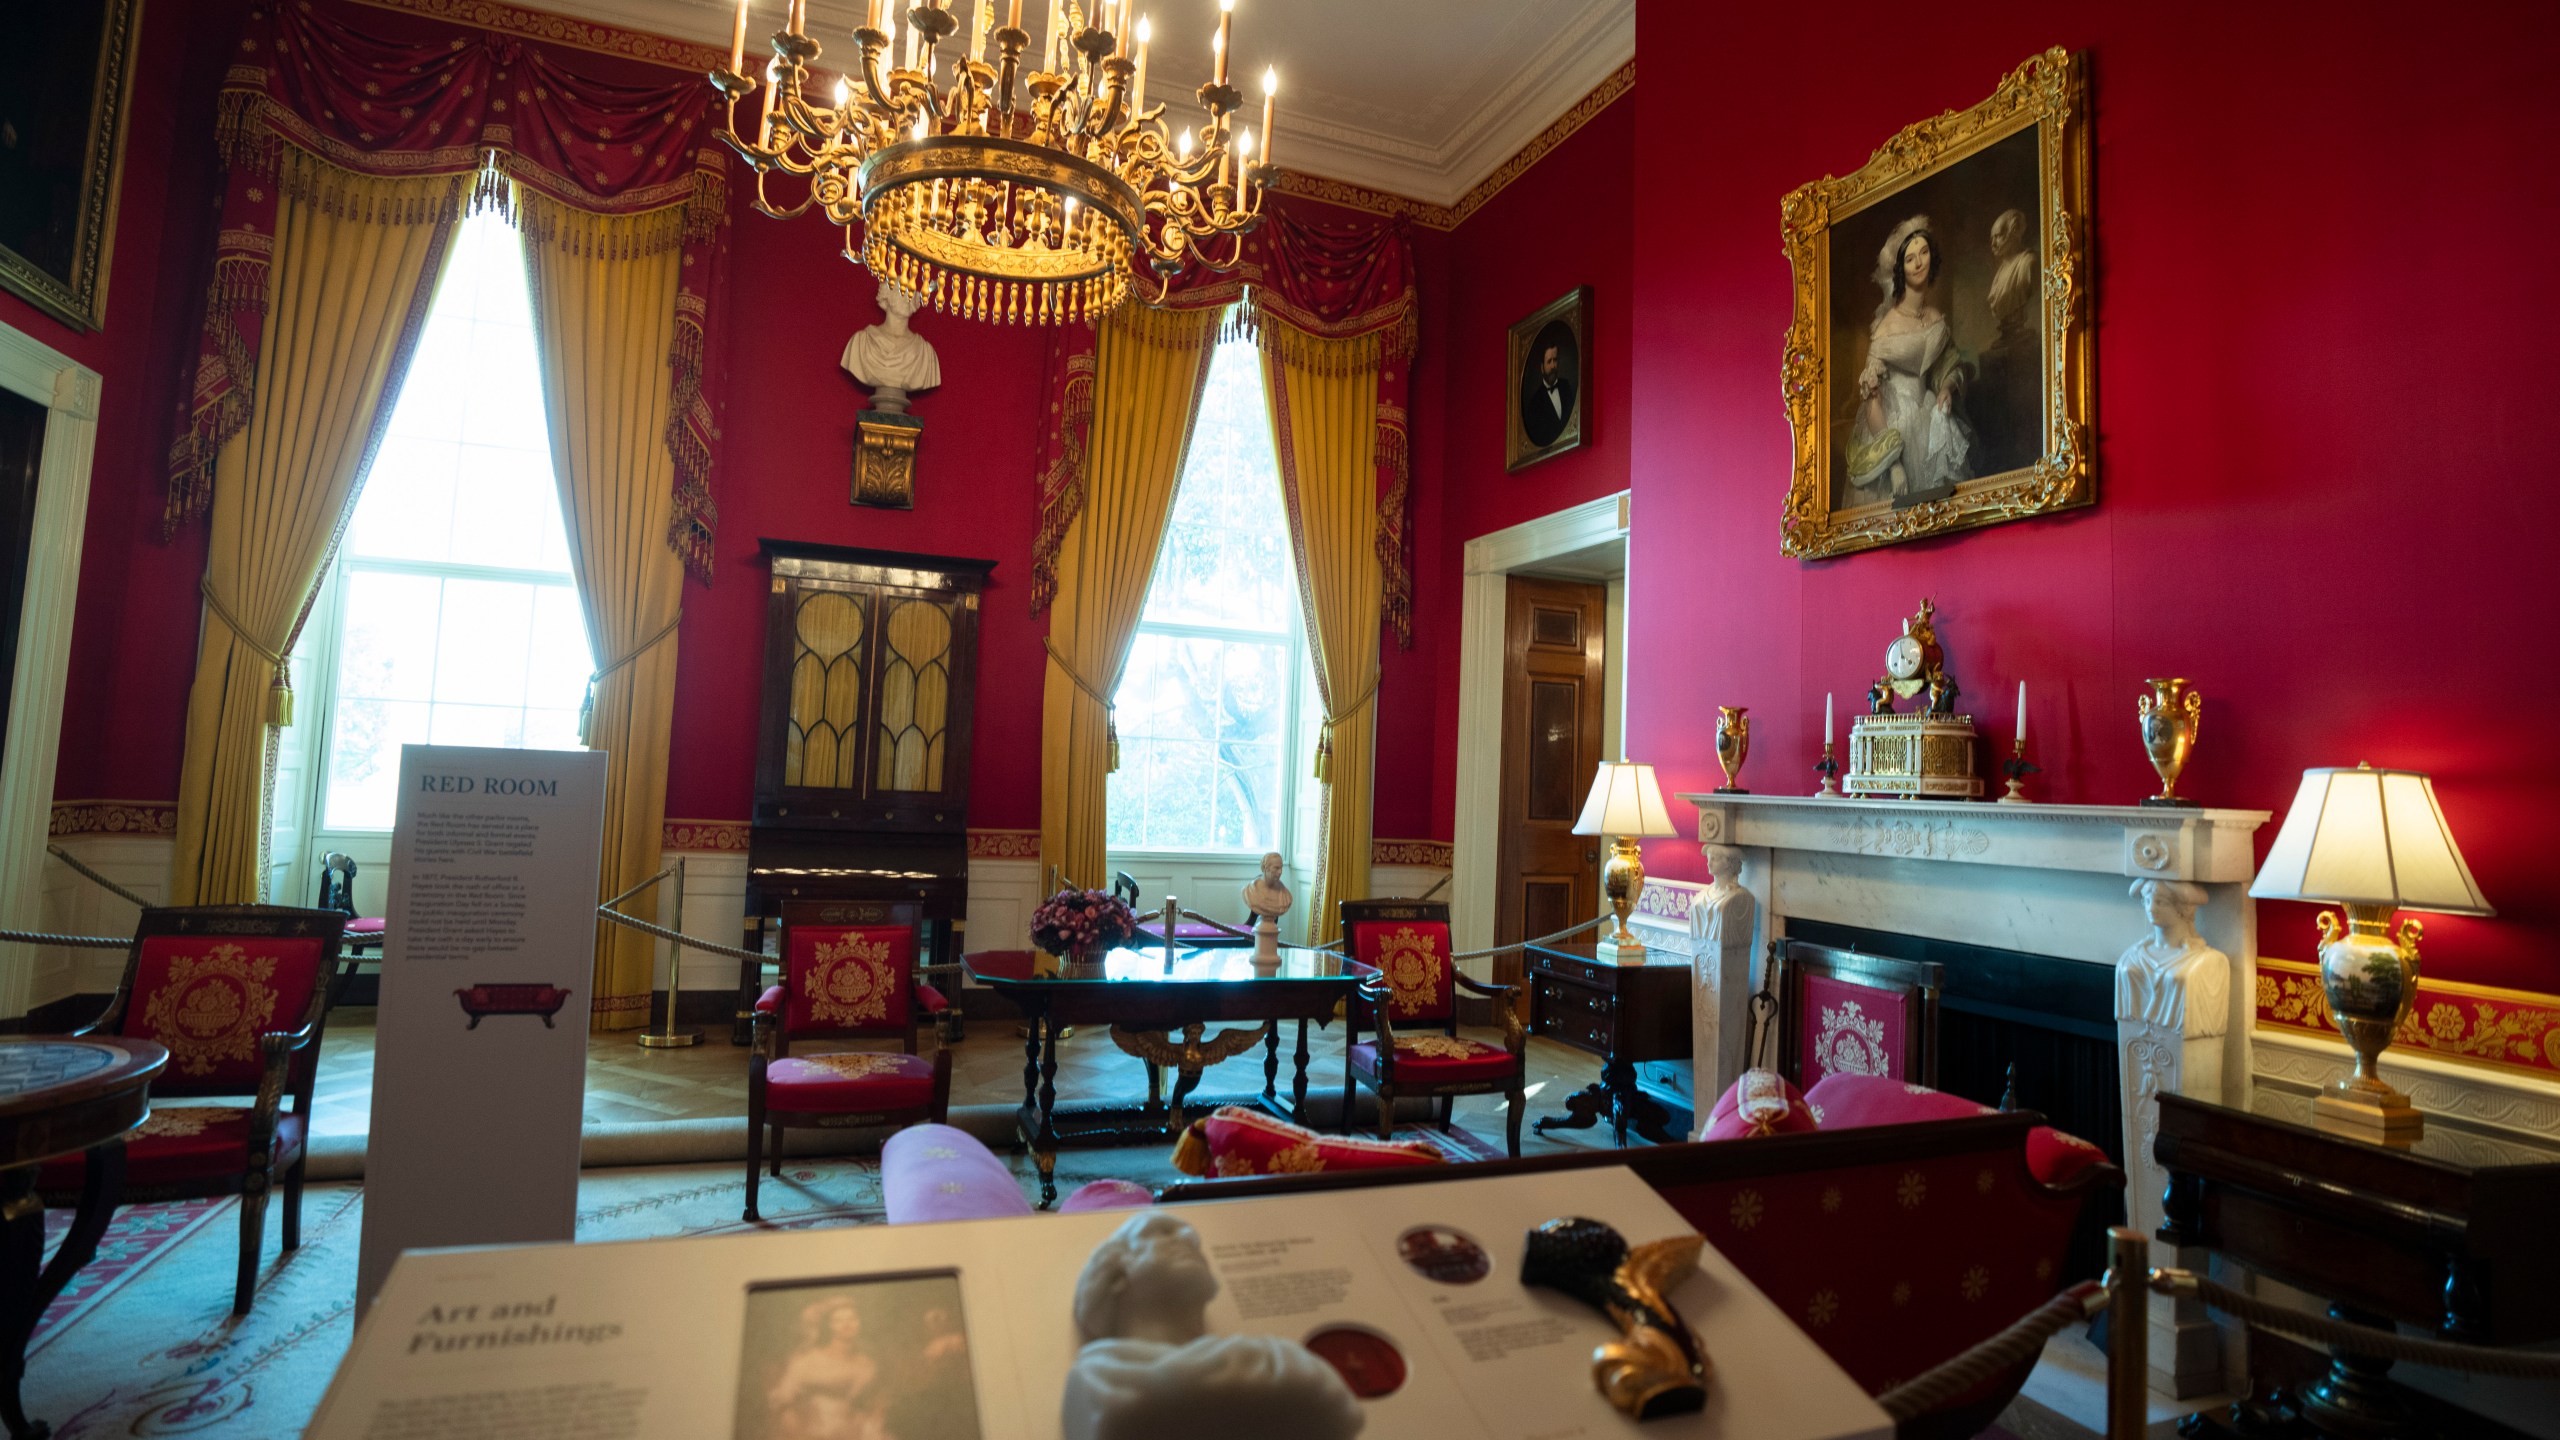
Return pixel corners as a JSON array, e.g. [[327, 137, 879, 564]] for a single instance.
[[1675, 791, 2270, 1396]]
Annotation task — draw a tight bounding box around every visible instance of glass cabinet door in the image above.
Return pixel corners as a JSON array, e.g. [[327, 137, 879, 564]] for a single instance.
[[872, 590, 959, 795], [783, 585, 869, 791]]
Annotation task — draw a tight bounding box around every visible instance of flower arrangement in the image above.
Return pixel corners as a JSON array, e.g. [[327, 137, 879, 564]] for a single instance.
[[1030, 888, 1139, 958]]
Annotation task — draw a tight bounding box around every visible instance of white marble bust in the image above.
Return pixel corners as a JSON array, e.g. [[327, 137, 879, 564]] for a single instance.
[[1063, 1214, 1363, 1440], [2116, 878, 2229, 1039], [840, 281, 941, 413], [1241, 853, 1292, 922]]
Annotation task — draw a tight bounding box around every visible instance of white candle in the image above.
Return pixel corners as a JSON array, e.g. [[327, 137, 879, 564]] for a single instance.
[[1824, 692, 1834, 747], [1130, 16, 1149, 121], [1213, 0, 1232, 85], [1259, 65, 1276, 165], [731, 0, 750, 73], [2015, 680, 2027, 747], [1008, 0, 1023, 29]]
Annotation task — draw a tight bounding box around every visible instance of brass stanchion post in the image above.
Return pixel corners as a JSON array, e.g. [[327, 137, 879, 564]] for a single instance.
[[2104, 1225, 2149, 1440], [638, 857, 703, 1049]]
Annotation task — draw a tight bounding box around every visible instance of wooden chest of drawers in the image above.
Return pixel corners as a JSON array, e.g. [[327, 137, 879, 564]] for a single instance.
[[1524, 943, 1692, 1146]]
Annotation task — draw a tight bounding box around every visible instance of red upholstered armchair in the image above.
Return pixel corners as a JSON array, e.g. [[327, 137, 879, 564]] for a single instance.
[[1338, 900, 1526, 1157], [47, 905, 348, 1314], [745, 900, 952, 1221]]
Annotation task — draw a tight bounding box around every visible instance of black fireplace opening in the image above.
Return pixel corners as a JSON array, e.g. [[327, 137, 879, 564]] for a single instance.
[[1786, 918, 2128, 1282]]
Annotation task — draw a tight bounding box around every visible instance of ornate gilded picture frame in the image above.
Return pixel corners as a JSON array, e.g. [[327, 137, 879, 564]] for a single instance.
[[1506, 285, 1590, 472], [0, 0, 142, 332], [1779, 48, 2092, 560]]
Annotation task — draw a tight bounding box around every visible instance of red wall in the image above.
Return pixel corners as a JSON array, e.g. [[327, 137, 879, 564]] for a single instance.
[[18, 0, 246, 805], [1425, 95, 1636, 835], [1627, 0, 2560, 989]]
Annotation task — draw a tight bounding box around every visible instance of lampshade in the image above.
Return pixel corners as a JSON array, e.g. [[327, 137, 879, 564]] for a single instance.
[[1573, 761, 1679, 839], [2248, 765, 2493, 915]]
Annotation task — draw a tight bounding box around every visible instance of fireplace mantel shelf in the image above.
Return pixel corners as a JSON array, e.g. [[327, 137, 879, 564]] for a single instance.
[[1675, 791, 2272, 886]]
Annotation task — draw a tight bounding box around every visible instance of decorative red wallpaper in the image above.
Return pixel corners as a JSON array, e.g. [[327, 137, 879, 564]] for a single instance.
[[1625, 0, 2560, 991], [2255, 958, 2560, 1082]]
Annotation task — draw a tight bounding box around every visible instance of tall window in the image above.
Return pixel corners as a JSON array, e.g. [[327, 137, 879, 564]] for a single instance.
[[1106, 338, 1307, 852], [312, 212, 589, 831]]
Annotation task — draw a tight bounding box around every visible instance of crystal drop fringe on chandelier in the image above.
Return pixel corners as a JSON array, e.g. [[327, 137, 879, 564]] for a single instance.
[[710, 0, 1280, 324]]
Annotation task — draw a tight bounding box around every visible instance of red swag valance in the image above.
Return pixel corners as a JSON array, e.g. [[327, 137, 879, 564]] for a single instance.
[[167, 0, 731, 581], [1032, 207, 1417, 646]]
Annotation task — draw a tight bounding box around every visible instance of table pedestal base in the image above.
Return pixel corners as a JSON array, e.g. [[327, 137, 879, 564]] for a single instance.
[[2, 1143, 124, 1440]]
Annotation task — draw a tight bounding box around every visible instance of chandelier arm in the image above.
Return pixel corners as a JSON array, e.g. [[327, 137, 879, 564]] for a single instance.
[[750, 167, 819, 221], [852, 29, 897, 114]]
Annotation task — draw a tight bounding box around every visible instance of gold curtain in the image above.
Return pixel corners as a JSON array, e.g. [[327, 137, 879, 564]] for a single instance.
[[1038, 304, 1223, 893], [518, 192, 688, 1032], [170, 164, 460, 904], [1260, 322, 1385, 934]]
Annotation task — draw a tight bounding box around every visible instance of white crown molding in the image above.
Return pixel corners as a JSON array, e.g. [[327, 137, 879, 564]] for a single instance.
[[490, 0, 1634, 210]]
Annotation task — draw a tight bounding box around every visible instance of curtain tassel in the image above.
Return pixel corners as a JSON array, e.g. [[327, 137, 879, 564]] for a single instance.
[[579, 673, 600, 748], [268, 660, 295, 729], [1107, 712, 1121, 774], [1313, 727, 1332, 783]]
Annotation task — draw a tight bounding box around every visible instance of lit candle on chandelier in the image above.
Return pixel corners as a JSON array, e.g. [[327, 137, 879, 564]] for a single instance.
[[1213, 0, 1234, 85], [759, 59, 779, 141], [1234, 127, 1252, 206], [788, 0, 807, 36], [730, 0, 750, 73], [1259, 65, 1276, 167], [1008, 0, 1024, 29], [1130, 15, 1150, 121], [882, 11, 898, 66], [867, 0, 883, 29]]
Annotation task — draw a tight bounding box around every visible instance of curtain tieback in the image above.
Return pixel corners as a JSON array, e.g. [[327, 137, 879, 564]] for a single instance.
[[1314, 673, 1382, 783], [580, 613, 684, 742], [1044, 638, 1123, 773], [202, 582, 296, 728]]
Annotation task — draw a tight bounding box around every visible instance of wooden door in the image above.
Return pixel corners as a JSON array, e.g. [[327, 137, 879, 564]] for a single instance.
[[0, 388, 43, 760], [1494, 576, 1606, 1004]]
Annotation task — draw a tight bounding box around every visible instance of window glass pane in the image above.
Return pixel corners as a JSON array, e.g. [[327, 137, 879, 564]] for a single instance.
[[1140, 341, 1293, 632], [319, 209, 588, 831]]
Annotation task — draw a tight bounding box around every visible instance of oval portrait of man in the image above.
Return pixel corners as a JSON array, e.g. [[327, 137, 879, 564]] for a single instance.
[[1517, 318, 1580, 450]]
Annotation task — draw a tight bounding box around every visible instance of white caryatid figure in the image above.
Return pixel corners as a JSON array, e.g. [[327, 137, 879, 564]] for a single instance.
[[1242, 852, 1290, 967], [1689, 843, 1758, 1136], [1062, 1213, 1364, 1440], [839, 281, 942, 414]]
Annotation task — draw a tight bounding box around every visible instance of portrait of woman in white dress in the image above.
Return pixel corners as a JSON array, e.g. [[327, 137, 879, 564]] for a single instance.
[[1843, 215, 1973, 509]]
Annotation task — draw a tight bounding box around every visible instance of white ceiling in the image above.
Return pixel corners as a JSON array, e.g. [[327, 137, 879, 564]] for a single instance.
[[524, 0, 1633, 208]]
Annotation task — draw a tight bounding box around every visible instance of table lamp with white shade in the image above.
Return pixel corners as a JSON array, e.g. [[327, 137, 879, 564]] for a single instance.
[[1574, 761, 1680, 960], [2248, 763, 2494, 1142]]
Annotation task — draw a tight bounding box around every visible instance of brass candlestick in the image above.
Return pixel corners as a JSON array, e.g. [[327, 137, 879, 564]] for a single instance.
[[1713, 706, 1751, 794], [1812, 742, 1841, 798], [2137, 678, 2202, 806], [1996, 738, 2038, 804]]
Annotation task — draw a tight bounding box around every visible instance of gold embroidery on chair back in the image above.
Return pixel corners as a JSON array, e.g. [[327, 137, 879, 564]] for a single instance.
[[795, 1052, 909, 1080], [140, 945, 282, 1077], [805, 932, 897, 1026], [1374, 925, 1448, 1017]]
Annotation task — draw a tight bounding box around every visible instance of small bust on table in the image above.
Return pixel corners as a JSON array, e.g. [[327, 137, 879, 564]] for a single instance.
[[1063, 1213, 1363, 1440], [840, 281, 941, 415], [1242, 852, 1290, 967]]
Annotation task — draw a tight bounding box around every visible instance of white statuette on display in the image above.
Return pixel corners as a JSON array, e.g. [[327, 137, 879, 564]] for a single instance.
[[1063, 1214, 1364, 1440], [1242, 851, 1290, 970], [840, 281, 942, 414]]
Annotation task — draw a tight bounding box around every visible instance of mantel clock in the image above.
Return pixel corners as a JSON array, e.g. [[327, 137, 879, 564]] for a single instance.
[[1846, 600, 1982, 799]]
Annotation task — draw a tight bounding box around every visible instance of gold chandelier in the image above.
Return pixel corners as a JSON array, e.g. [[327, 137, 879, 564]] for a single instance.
[[712, 0, 1279, 323]]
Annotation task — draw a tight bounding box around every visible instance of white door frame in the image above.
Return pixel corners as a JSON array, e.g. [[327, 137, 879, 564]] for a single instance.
[[1450, 490, 1629, 964], [0, 322, 103, 1021]]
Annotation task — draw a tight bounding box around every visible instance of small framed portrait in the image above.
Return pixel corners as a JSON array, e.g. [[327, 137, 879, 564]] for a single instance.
[[1505, 286, 1591, 472], [0, 0, 142, 331], [735, 1271, 983, 1440], [1779, 48, 2094, 560]]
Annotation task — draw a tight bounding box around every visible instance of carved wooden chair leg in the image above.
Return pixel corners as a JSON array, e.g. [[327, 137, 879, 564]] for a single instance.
[[1505, 1080, 1525, 1157], [769, 1123, 785, 1177], [1340, 1071, 1356, 1136], [234, 1185, 271, 1315], [744, 1114, 765, 1222], [1374, 1083, 1396, 1141], [281, 1152, 308, 1251], [1437, 1094, 1454, 1132]]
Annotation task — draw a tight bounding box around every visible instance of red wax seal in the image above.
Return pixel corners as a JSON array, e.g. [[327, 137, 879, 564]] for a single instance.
[[1304, 1325, 1405, 1399]]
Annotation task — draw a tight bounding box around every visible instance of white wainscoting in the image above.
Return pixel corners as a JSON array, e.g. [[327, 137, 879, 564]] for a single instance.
[[38, 835, 174, 1004]]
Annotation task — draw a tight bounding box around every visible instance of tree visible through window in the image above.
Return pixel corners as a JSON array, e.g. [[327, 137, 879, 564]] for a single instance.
[[1106, 336, 1305, 852], [313, 211, 589, 831]]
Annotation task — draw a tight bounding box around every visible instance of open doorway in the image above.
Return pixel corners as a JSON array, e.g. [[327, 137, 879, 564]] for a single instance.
[[1451, 493, 1629, 979]]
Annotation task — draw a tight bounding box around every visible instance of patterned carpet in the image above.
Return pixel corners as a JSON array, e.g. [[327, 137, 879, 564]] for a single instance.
[[19, 1130, 1484, 1439]]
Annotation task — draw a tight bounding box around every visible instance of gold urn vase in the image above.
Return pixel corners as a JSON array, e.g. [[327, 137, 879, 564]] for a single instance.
[[2136, 678, 2202, 807], [1714, 707, 1751, 794]]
